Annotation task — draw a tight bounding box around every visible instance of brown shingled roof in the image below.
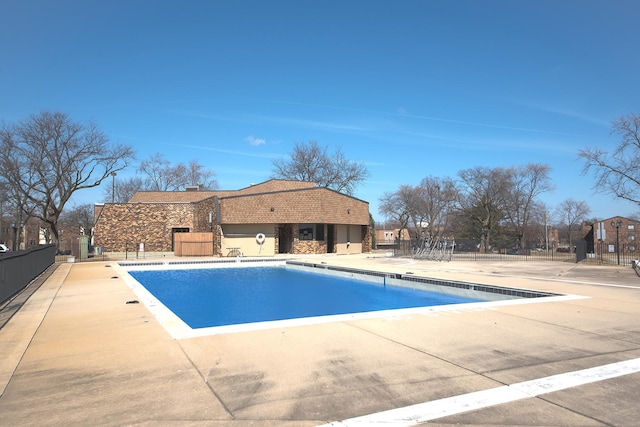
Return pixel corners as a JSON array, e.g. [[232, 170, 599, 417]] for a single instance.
[[218, 187, 369, 225], [127, 179, 317, 203], [128, 191, 222, 203], [235, 179, 317, 195]]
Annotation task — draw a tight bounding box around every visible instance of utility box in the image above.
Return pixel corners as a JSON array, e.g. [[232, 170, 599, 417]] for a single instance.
[[74, 235, 89, 260]]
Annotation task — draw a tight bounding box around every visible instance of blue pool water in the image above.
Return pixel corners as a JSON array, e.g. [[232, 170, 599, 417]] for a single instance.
[[129, 267, 484, 329]]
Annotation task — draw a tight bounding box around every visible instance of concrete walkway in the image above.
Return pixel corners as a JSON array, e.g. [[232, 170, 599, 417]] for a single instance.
[[1, 255, 640, 426]]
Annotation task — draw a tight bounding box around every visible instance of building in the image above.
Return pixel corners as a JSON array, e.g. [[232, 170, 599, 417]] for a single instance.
[[583, 216, 638, 255], [93, 179, 371, 256], [374, 228, 410, 249], [0, 215, 41, 251]]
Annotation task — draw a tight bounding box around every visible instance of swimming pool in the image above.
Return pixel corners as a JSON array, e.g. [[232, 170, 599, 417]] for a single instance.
[[116, 259, 576, 338], [129, 266, 484, 329]]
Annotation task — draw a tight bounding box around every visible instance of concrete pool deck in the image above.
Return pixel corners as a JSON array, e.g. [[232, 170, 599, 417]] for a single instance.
[[1, 254, 640, 426]]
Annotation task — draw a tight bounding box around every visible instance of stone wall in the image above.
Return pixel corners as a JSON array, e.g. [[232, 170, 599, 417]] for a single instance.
[[193, 199, 217, 232], [294, 239, 328, 255], [361, 225, 372, 253], [94, 203, 195, 252]]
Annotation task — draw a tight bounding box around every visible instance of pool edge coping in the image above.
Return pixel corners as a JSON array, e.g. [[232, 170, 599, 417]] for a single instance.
[[113, 259, 588, 339]]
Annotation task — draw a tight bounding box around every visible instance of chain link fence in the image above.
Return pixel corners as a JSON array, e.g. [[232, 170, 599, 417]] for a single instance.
[[56, 241, 174, 263]]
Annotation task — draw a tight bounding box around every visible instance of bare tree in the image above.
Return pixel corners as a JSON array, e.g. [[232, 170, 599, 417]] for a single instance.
[[457, 166, 512, 252], [103, 176, 144, 203], [0, 111, 134, 245], [271, 141, 369, 195], [185, 159, 218, 190], [0, 177, 37, 249], [528, 202, 553, 250], [378, 185, 414, 242], [138, 152, 218, 191], [411, 176, 458, 240], [503, 163, 554, 248], [59, 203, 95, 236], [579, 113, 640, 206], [139, 153, 181, 191], [554, 198, 591, 250], [0, 181, 11, 244]]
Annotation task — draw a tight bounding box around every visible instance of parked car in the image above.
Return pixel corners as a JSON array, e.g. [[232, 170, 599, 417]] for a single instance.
[[0, 243, 11, 253], [556, 247, 570, 253]]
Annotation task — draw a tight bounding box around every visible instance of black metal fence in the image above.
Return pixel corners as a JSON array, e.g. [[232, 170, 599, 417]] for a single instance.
[[61, 241, 173, 263], [0, 244, 56, 305], [582, 241, 639, 266], [390, 239, 639, 265]]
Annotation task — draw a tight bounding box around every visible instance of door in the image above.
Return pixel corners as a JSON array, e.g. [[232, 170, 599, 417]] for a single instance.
[[327, 224, 335, 253], [278, 225, 292, 254]]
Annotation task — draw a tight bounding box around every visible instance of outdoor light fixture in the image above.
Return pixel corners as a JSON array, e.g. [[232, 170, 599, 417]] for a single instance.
[[611, 220, 623, 265], [111, 171, 117, 203]]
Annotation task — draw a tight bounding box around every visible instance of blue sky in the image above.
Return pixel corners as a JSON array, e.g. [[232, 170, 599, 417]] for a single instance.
[[2, 0, 639, 222]]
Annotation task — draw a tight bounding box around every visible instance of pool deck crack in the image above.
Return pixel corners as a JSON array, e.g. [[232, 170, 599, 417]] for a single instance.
[[176, 342, 236, 420], [500, 309, 640, 347], [533, 394, 617, 427], [344, 321, 504, 385], [342, 322, 638, 425]]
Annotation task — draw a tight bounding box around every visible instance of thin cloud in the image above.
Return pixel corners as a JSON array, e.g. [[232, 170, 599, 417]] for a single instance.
[[364, 160, 387, 167], [508, 99, 611, 128], [395, 111, 583, 136], [246, 114, 372, 132], [258, 100, 586, 137], [159, 107, 371, 134], [246, 135, 266, 146], [155, 108, 241, 123], [169, 143, 280, 159], [162, 100, 589, 142]]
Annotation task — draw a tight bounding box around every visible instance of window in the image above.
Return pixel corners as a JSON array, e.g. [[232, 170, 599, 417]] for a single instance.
[[299, 224, 314, 241], [299, 224, 325, 241], [629, 224, 636, 230], [629, 234, 635, 241]]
